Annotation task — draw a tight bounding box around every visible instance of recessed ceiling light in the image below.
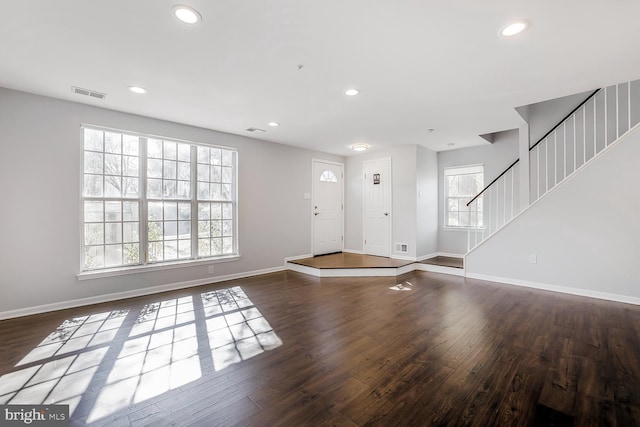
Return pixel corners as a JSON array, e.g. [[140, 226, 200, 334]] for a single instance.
[[172, 5, 202, 25], [500, 20, 530, 37], [351, 144, 369, 151], [128, 86, 147, 94], [344, 89, 360, 96], [268, 122, 280, 127]]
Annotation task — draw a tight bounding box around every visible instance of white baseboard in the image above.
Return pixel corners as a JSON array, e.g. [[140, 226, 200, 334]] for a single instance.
[[283, 254, 313, 265], [286, 262, 416, 278], [391, 254, 417, 262], [343, 249, 364, 255], [416, 263, 465, 277], [465, 272, 640, 306], [396, 264, 417, 275], [0, 266, 286, 320]]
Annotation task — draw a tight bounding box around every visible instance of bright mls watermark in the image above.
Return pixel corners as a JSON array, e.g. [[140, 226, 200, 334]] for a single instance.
[[1, 405, 69, 426]]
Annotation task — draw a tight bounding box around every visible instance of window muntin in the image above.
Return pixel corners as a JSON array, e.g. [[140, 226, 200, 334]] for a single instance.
[[81, 127, 237, 272], [444, 165, 484, 228]]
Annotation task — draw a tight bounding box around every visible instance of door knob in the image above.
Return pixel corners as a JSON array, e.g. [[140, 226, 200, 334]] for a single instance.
[[384, 212, 389, 216], [314, 212, 320, 216]]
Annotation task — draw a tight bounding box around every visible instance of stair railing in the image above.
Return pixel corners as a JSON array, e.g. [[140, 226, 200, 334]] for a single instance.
[[467, 80, 639, 252]]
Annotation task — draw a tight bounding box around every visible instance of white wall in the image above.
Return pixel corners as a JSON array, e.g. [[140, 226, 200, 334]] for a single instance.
[[0, 88, 342, 314], [416, 146, 438, 258], [466, 123, 640, 302], [345, 145, 423, 258], [437, 130, 519, 255]]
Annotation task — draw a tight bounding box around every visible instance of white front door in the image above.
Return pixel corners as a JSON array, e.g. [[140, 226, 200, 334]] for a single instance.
[[363, 158, 391, 257], [312, 160, 344, 255]]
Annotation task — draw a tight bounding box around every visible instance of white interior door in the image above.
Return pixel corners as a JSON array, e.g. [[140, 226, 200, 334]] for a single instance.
[[312, 160, 344, 255], [363, 158, 391, 257]]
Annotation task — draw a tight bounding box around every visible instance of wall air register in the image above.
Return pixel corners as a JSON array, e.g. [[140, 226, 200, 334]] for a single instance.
[[395, 243, 408, 253]]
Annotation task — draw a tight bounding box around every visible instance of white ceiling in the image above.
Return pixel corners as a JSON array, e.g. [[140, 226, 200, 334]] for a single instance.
[[2, 0, 640, 155]]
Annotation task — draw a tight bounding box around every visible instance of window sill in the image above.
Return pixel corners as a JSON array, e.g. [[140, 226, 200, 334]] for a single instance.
[[77, 255, 241, 281]]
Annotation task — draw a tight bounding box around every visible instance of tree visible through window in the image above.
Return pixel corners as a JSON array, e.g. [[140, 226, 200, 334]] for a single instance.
[[444, 165, 484, 228], [81, 127, 237, 271]]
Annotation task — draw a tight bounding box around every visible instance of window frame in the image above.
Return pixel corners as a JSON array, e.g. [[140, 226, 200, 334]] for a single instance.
[[443, 164, 484, 230], [79, 125, 239, 278]]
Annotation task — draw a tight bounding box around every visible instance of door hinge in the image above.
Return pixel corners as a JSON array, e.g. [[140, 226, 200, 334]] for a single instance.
[[341, 236, 343, 241], [364, 239, 367, 244]]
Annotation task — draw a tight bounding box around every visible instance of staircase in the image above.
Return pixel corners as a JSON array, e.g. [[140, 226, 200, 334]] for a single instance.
[[466, 79, 640, 253]]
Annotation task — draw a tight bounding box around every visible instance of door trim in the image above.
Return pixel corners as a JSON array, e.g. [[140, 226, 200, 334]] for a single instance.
[[362, 157, 392, 257], [311, 159, 345, 256]]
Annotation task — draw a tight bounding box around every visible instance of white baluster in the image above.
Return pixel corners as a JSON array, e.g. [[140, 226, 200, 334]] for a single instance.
[[510, 167, 514, 219], [573, 115, 577, 173], [583, 105, 586, 165], [563, 122, 567, 181], [604, 86, 607, 148], [554, 132, 557, 188], [616, 83, 619, 140], [629, 81, 632, 131], [593, 96, 597, 158]]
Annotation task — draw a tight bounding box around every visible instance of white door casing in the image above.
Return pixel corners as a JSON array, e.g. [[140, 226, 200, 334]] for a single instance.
[[363, 158, 391, 257], [312, 160, 344, 255]]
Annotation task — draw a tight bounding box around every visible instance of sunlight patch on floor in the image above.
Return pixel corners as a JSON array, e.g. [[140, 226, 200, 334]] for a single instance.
[[0, 286, 283, 424], [202, 287, 282, 371]]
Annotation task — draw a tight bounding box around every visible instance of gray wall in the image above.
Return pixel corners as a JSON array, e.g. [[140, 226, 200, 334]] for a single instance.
[[436, 130, 519, 255], [0, 88, 342, 314], [526, 90, 593, 145], [466, 123, 640, 300], [416, 146, 438, 258]]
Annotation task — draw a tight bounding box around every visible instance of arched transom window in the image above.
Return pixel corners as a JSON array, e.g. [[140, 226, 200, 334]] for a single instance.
[[319, 170, 338, 183]]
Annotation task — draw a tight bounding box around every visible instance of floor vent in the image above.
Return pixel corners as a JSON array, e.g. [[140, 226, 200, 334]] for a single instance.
[[71, 86, 107, 100], [395, 243, 408, 253]]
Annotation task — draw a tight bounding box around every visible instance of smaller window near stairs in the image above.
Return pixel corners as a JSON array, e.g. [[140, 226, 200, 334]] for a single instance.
[[320, 170, 338, 183], [444, 164, 484, 228]]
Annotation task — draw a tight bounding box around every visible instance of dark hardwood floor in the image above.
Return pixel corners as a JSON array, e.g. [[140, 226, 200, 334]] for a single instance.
[[1, 270, 640, 426]]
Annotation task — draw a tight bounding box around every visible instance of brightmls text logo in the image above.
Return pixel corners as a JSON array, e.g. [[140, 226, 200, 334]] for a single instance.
[[1, 405, 69, 426]]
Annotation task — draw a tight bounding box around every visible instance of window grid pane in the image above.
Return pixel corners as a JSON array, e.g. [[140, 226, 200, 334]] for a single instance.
[[445, 168, 484, 228], [83, 200, 140, 269], [147, 140, 191, 200], [82, 127, 237, 271], [197, 148, 235, 202]]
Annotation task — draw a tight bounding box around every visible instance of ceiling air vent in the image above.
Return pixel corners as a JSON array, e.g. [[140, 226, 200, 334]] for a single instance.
[[246, 127, 266, 133], [71, 86, 107, 100]]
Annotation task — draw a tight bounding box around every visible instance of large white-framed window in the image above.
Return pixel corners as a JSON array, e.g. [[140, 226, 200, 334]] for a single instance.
[[444, 164, 484, 228], [81, 126, 238, 272]]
